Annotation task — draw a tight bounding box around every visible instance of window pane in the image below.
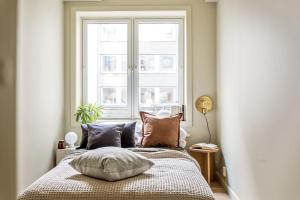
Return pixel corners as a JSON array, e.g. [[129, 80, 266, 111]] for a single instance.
[[100, 24, 127, 41], [159, 88, 174, 104], [121, 56, 127, 72], [160, 55, 175, 72], [84, 19, 183, 119], [140, 88, 155, 106], [86, 23, 128, 109], [121, 87, 127, 104], [139, 55, 155, 72], [101, 87, 127, 106], [138, 23, 180, 111], [101, 88, 117, 105], [139, 24, 177, 41], [101, 55, 127, 73], [101, 55, 117, 72]]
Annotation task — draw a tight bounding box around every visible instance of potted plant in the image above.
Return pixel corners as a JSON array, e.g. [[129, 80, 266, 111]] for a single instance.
[[75, 103, 103, 124]]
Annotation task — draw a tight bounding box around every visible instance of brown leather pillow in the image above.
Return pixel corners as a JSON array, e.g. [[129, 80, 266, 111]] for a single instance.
[[140, 112, 183, 148]]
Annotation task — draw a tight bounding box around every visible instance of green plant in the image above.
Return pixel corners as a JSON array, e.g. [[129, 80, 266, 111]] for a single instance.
[[75, 103, 103, 124]]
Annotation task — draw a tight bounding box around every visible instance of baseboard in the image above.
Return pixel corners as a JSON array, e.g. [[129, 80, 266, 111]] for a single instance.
[[215, 172, 241, 200]]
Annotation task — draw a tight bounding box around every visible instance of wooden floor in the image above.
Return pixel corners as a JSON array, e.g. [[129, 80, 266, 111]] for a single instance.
[[211, 181, 231, 200]]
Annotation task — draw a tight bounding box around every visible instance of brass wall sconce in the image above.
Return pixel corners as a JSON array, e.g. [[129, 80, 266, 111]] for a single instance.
[[195, 95, 213, 144], [195, 95, 213, 114]]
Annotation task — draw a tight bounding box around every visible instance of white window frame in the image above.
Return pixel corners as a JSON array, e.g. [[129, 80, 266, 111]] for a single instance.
[[83, 17, 184, 120], [65, 8, 193, 129]]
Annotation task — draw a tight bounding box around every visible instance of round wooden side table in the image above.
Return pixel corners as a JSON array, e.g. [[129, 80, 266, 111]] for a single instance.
[[189, 146, 219, 185]]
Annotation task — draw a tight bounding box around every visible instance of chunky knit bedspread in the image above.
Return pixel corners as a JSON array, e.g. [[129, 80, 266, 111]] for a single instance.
[[18, 148, 215, 200]]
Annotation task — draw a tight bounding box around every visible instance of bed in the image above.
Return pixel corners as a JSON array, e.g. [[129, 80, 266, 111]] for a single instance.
[[18, 148, 215, 200]]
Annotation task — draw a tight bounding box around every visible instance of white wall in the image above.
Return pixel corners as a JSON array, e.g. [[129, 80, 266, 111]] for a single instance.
[[188, 0, 216, 145], [0, 0, 17, 199], [17, 0, 64, 193], [217, 0, 300, 199]]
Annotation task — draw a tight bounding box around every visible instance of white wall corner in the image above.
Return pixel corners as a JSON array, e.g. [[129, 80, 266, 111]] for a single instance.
[[215, 172, 241, 200]]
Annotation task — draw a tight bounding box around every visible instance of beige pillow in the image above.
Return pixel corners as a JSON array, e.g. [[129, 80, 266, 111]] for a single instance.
[[140, 112, 183, 148], [69, 147, 154, 181]]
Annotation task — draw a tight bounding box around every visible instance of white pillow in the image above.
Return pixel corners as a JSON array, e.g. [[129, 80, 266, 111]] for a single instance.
[[69, 147, 154, 181], [179, 128, 187, 148]]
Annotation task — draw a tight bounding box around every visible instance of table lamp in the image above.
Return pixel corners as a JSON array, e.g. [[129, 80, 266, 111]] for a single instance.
[[65, 132, 78, 148]]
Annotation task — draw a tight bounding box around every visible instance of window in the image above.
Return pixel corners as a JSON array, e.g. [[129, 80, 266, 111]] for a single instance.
[[83, 18, 184, 119]]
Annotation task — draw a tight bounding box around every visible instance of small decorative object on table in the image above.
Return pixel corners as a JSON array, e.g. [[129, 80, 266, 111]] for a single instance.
[[57, 140, 65, 149], [65, 132, 78, 148], [189, 145, 219, 185], [56, 133, 79, 165]]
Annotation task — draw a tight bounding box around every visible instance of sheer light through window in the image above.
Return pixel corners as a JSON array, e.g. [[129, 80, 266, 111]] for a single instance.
[[83, 18, 184, 119]]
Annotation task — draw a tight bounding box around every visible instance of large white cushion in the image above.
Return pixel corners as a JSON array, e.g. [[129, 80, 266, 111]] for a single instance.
[[69, 147, 154, 181]]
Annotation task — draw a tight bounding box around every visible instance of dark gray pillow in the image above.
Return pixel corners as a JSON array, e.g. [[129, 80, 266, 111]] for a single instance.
[[77, 124, 88, 149], [87, 123, 125, 150], [121, 121, 137, 148]]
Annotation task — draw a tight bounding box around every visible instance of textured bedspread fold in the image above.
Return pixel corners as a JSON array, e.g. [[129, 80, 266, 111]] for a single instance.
[[18, 149, 215, 200]]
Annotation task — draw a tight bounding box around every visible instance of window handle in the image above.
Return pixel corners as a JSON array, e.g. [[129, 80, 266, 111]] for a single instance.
[[128, 65, 138, 70]]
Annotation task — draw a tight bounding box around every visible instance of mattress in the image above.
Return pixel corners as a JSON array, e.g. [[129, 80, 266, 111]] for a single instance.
[[18, 148, 215, 200]]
